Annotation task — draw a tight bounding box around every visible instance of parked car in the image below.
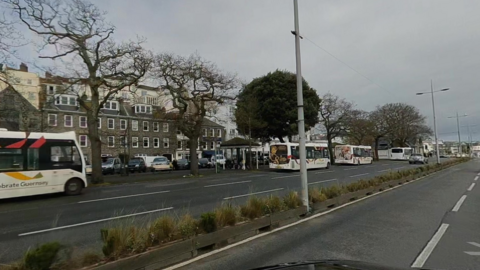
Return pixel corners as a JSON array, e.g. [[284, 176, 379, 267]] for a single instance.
[[101, 157, 123, 175], [198, 158, 211, 168], [176, 159, 190, 170], [151, 156, 172, 172], [210, 154, 226, 166], [85, 161, 92, 175], [409, 153, 428, 164], [127, 158, 147, 173]]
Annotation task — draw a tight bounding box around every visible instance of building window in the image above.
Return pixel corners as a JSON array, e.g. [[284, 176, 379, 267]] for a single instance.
[[132, 120, 138, 131], [143, 121, 149, 131], [28, 92, 35, 100], [134, 105, 153, 114], [209, 129, 214, 137], [79, 116, 87, 128], [163, 138, 169, 148], [216, 129, 222, 137], [177, 130, 182, 135], [229, 129, 235, 135], [210, 141, 214, 149], [163, 123, 169, 132], [153, 122, 159, 132], [120, 136, 127, 147], [55, 95, 77, 106], [132, 137, 139, 148], [186, 140, 190, 150], [26, 79, 32, 85], [48, 114, 57, 126], [64, 115, 73, 127], [107, 136, 115, 147], [121, 90, 129, 100], [97, 118, 102, 128], [79, 135, 88, 147], [229, 106, 235, 115], [108, 118, 115, 129], [141, 90, 147, 96], [177, 141, 182, 150], [143, 137, 149, 148], [153, 137, 160, 148], [202, 141, 207, 150], [47, 85, 55, 95], [103, 101, 119, 110], [120, 119, 127, 130]]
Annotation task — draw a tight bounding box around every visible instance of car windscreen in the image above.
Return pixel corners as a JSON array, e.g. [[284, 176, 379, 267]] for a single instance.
[[391, 149, 403, 153], [199, 158, 208, 163], [153, 158, 167, 162], [178, 159, 188, 164], [102, 158, 114, 165], [129, 159, 141, 164]]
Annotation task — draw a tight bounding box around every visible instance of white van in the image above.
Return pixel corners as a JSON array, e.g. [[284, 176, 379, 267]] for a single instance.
[[210, 154, 226, 165]]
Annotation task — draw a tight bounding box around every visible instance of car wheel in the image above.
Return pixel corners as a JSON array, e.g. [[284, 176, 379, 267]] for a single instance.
[[409, 162, 412, 164], [326, 162, 330, 169], [65, 178, 84, 196]]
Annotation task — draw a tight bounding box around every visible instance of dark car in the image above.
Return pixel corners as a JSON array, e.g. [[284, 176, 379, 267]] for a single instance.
[[198, 158, 211, 168], [127, 158, 147, 173], [176, 159, 190, 170]]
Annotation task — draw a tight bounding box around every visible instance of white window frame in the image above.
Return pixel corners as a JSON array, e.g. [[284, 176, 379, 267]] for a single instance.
[[47, 85, 55, 95], [108, 118, 115, 129], [177, 140, 182, 150], [48, 114, 57, 126], [153, 122, 159, 132], [120, 119, 127, 130], [153, 137, 160, 148], [202, 141, 207, 150], [97, 118, 101, 128], [132, 120, 138, 131], [64, 115, 73, 127], [103, 101, 119, 110], [163, 123, 169, 132], [203, 128, 207, 137], [107, 136, 115, 148], [79, 116, 87, 128], [132, 137, 139, 148], [210, 141, 214, 149], [143, 121, 149, 132], [143, 137, 149, 148], [79, 135, 88, 147], [163, 138, 169, 148], [209, 129, 214, 137], [217, 129, 222, 138]]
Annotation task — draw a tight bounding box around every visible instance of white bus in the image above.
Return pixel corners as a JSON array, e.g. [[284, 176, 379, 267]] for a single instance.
[[390, 147, 413, 160], [269, 142, 330, 170], [335, 145, 373, 165], [0, 130, 87, 199]]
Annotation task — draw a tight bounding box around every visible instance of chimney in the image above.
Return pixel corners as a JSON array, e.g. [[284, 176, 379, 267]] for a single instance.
[[45, 71, 52, 78], [19, 63, 28, 72]]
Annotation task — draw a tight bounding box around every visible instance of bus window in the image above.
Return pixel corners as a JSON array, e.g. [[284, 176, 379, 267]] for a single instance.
[[306, 147, 315, 159], [314, 149, 322, 159], [27, 148, 40, 170], [323, 148, 329, 158], [0, 149, 23, 171], [391, 148, 403, 153], [290, 146, 299, 159]]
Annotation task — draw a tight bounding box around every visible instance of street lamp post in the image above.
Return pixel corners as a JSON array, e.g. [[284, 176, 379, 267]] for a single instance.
[[416, 80, 449, 164], [448, 112, 468, 155]]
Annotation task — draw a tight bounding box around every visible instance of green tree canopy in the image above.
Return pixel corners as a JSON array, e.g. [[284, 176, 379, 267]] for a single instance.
[[236, 70, 321, 142]]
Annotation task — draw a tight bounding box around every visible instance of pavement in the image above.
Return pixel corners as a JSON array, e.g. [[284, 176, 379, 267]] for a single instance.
[[0, 158, 454, 263], [171, 158, 480, 270]]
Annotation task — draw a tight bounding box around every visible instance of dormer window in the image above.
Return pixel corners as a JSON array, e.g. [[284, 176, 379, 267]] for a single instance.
[[103, 101, 119, 110], [134, 105, 152, 114], [47, 85, 55, 95], [54, 94, 77, 106]]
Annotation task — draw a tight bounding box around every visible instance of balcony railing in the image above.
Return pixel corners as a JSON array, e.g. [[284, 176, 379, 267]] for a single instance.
[[132, 96, 161, 106]]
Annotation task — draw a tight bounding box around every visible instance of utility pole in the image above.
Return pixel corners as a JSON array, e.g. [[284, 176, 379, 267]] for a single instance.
[[292, 0, 309, 211], [448, 112, 467, 155]]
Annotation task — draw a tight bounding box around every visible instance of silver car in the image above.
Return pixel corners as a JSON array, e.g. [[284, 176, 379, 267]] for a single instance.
[[409, 153, 428, 164]]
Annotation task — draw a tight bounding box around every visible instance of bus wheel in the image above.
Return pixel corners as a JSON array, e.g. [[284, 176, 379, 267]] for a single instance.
[[326, 163, 330, 169], [65, 178, 84, 196]]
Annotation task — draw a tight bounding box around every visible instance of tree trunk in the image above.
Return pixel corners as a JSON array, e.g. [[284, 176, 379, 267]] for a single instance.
[[189, 137, 199, 176], [374, 137, 380, 161], [278, 136, 285, 143], [87, 111, 103, 184], [327, 136, 335, 164]]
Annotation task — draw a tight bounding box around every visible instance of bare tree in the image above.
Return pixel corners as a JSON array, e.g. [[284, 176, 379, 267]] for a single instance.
[[344, 109, 373, 145], [6, 0, 152, 183], [153, 53, 238, 176], [318, 93, 354, 164], [369, 105, 394, 160]]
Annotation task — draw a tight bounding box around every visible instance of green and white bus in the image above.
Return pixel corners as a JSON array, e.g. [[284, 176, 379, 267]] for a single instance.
[[0, 130, 87, 199]]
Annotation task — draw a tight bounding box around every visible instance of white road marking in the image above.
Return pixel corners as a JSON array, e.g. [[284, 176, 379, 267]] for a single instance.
[[349, 173, 370, 178], [465, 242, 480, 256], [18, 207, 174, 237], [452, 195, 467, 212], [271, 175, 299, 179], [77, 190, 170, 204], [478, 173, 480, 176], [343, 168, 358, 171], [314, 170, 334, 174], [223, 188, 284, 200], [474, 176, 479, 181], [377, 169, 391, 172], [308, 179, 337, 185], [204, 180, 252, 188], [165, 170, 439, 270], [467, 183, 476, 191], [411, 223, 449, 268]]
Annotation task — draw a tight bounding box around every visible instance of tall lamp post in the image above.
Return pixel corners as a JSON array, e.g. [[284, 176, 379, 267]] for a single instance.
[[416, 80, 449, 164], [448, 112, 468, 155]]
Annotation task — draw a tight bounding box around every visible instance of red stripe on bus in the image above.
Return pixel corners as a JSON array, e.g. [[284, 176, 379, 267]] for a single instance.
[[29, 137, 46, 149], [5, 138, 27, 149]]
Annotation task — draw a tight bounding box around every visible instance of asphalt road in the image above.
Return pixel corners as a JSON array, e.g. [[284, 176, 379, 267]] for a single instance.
[[172, 159, 480, 270], [0, 159, 451, 263]]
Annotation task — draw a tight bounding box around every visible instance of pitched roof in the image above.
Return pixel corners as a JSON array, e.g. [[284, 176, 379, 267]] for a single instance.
[[221, 137, 260, 147]]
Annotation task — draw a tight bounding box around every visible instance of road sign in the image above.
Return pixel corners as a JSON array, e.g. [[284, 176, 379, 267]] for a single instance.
[[464, 242, 480, 256]]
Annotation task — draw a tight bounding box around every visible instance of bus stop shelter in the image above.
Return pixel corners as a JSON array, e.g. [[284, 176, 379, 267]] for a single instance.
[[219, 137, 260, 169]]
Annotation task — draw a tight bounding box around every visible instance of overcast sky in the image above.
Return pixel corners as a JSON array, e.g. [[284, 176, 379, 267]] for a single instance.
[[13, 0, 480, 142]]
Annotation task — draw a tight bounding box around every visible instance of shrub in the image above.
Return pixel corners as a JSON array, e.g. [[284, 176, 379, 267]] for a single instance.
[[309, 188, 327, 203], [321, 185, 342, 199], [215, 203, 237, 227], [199, 212, 217, 233], [240, 196, 265, 220], [264, 195, 285, 214], [80, 251, 103, 267], [24, 242, 62, 270], [283, 191, 302, 209], [148, 216, 175, 245], [101, 225, 148, 258], [345, 182, 359, 192], [176, 214, 197, 239]]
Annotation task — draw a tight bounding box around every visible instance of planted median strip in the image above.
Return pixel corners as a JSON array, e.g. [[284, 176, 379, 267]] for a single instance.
[[2, 158, 469, 270]]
